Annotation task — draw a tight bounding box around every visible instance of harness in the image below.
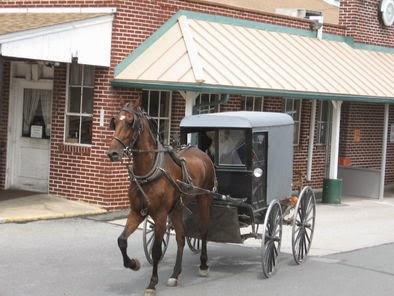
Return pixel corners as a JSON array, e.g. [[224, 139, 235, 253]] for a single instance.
[[113, 106, 193, 217]]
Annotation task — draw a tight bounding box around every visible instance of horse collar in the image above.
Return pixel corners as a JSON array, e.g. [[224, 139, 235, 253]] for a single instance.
[[132, 142, 165, 183]]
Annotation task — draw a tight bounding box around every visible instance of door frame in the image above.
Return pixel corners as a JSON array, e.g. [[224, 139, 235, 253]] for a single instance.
[[5, 64, 53, 191]]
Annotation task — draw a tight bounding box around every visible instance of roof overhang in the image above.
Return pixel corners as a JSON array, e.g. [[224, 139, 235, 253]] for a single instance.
[[0, 8, 115, 67], [180, 111, 294, 129], [113, 10, 394, 103]]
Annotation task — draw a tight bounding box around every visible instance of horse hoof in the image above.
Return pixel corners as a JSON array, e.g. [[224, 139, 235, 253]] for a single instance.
[[198, 268, 209, 277], [131, 259, 140, 271], [144, 289, 156, 296], [167, 278, 178, 287]]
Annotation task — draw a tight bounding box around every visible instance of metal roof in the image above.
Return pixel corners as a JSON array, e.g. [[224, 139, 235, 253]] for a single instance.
[[180, 111, 294, 128], [113, 11, 394, 103]]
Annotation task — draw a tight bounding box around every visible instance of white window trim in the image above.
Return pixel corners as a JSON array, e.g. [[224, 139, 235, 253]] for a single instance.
[[284, 98, 302, 146], [242, 96, 264, 111], [142, 90, 172, 145], [316, 100, 330, 145], [195, 93, 221, 114], [64, 63, 93, 147]]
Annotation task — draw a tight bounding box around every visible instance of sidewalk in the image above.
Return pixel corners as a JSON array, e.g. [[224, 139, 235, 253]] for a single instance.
[[0, 190, 106, 223]]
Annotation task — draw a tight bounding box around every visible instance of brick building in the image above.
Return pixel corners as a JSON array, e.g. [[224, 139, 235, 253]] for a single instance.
[[0, 0, 393, 209]]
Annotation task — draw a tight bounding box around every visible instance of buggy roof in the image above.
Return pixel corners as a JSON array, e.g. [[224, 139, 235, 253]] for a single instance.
[[180, 111, 294, 129]]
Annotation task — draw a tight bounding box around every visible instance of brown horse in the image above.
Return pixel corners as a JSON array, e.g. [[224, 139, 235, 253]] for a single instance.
[[106, 101, 215, 296]]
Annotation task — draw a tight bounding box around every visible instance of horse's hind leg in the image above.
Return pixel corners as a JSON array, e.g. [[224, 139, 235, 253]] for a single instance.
[[197, 195, 211, 277], [118, 210, 144, 271], [167, 206, 185, 287], [145, 212, 167, 296]]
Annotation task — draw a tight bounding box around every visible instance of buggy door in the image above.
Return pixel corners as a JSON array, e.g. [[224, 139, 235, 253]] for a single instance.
[[251, 132, 268, 208]]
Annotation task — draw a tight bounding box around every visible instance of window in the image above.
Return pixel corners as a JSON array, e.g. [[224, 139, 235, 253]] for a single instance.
[[194, 93, 220, 114], [316, 100, 330, 145], [22, 89, 52, 139], [241, 96, 264, 111], [142, 90, 171, 144], [65, 62, 94, 144], [283, 98, 302, 145], [218, 129, 246, 166]]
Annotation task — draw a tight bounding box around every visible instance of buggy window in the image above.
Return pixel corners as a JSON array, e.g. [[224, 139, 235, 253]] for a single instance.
[[218, 129, 246, 166]]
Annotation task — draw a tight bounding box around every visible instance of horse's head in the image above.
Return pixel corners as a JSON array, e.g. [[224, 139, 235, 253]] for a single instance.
[[106, 102, 143, 162]]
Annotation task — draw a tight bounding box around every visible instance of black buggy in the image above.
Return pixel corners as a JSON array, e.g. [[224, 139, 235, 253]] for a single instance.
[[143, 111, 316, 278]]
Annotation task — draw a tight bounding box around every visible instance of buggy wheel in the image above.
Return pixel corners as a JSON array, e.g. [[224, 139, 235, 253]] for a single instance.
[[292, 186, 316, 264], [261, 199, 282, 279], [186, 237, 201, 254], [143, 216, 171, 265]]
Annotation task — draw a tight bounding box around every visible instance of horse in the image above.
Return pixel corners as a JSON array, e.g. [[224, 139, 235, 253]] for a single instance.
[[106, 101, 216, 296]]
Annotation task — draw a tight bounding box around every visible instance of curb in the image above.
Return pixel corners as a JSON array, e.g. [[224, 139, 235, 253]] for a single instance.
[[0, 209, 107, 224]]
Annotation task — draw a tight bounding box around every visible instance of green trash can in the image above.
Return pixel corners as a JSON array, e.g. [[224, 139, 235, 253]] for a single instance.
[[322, 178, 342, 204]]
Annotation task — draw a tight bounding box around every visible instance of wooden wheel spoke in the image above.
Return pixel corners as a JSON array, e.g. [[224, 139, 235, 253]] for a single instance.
[[145, 228, 154, 235], [269, 244, 275, 272], [298, 235, 304, 260], [305, 230, 311, 245], [305, 214, 315, 223], [294, 227, 303, 245], [147, 234, 154, 246], [306, 200, 314, 217]]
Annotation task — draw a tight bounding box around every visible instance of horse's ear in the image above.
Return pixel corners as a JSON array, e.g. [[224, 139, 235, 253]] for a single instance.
[[129, 98, 141, 109]]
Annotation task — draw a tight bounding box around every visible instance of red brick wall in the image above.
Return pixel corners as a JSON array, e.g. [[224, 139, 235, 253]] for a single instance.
[[340, 0, 394, 46], [339, 102, 394, 184]]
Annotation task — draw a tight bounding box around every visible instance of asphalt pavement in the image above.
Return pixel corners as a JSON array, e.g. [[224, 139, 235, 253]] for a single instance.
[[0, 216, 393, 296]]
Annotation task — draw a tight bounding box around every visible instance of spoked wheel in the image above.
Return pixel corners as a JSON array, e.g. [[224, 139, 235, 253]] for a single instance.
[[292, 186, 316, 264], [261, 199, 283, 279], [186, 236, 201, 254], [143, 216, 171, 265]]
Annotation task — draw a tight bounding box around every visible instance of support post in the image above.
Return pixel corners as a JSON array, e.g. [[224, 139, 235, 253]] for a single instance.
[[322, 100, 343, 204], [329, 100, 342, 179], [307, 100, 317, 181], [179, 91, 200, 143], [379, 104, 389, 200]]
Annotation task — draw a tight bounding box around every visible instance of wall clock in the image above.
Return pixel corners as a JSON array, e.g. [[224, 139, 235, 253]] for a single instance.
[[380, 0, 394, 26]]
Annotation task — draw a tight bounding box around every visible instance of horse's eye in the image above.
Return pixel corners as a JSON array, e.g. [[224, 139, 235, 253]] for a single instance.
[[109, 117, 116, 130]]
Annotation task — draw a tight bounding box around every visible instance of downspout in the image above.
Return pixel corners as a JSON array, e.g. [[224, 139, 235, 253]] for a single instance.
[[379, 104, 389, 200], [307, 100, 317, 181]]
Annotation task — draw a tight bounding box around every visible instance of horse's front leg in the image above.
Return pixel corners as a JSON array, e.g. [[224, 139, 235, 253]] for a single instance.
[[145, 212, 167, 296], [118, 210, 144, 271]]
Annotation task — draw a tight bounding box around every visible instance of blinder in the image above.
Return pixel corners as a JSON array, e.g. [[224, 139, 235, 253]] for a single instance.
[[109, 117, 116, 130]]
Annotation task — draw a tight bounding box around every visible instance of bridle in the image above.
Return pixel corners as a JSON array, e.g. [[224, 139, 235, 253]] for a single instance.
[[112, 106, 145, 159]]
